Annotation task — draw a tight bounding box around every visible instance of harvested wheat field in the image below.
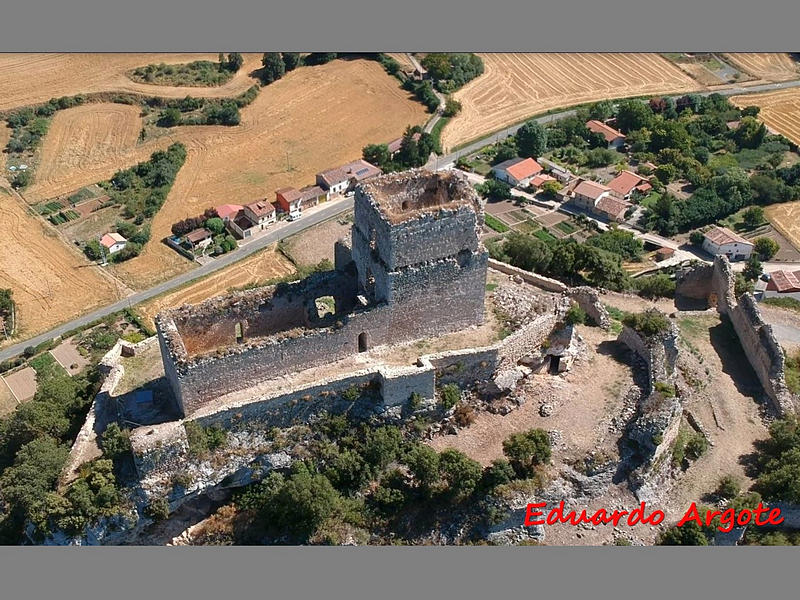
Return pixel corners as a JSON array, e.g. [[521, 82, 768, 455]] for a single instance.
[[136, 245, 295, 329], [0, 181, 122, 346], [24, 103, 143, 203], [0, 53, 264, 112], [723, 53, 800, 82], [441, 53, 699, 151], [765, 202, 800, 252], [730, 87, 800, 145], [105, 58, 427, 289]]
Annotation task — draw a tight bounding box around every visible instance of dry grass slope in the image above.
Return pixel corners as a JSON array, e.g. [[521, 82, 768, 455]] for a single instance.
[[723, 53, 800, 82], [0, 53, 264, 112], [0, 181, 121, 346], [26, 103, 143, 203], [441, 53, 700, 151]]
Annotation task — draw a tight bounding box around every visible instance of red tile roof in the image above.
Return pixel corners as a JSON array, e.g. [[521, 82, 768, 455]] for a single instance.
[[100, 232, 126, 249], [216, 204, 244, 220], [275, 187, 302, 203], [317, 160, 381, 188], [607, 171, 647, 197], [185, 228, 212, 244], [586, 120, 625, 143], [703, 226, 753, 247], [502, 157, 543, 181], [245, 200, 275, 217], [531, 173, 556, 188], [573, 179, 611, 201], [766, 270, 800, 293], [595, 196, 631, 220]]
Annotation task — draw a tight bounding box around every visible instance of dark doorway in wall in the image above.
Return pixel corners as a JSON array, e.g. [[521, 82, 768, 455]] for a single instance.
[[548, 355, 561, 375], [358, 332, 368, 353]]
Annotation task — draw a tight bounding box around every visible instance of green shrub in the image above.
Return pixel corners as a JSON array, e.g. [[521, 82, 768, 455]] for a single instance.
[[185, 421, 228, 456], [145, 497, 170, 521], [716, 475, 741, 500], [565, 303, 587, 325], [502, 429, 551, 477], [439, 384, 461, 410], [622, 309, 671, 336]]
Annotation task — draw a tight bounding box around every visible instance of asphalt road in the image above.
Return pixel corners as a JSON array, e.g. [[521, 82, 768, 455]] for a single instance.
[[0, 198, 354, 362], [5, 77, 800, 362]]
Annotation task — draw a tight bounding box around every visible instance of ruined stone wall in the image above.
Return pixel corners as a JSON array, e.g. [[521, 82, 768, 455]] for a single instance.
[[162, 303, 394, 416], [676, 255, 795, 414], [499, 303, 569, 368], [617, 324, 678, 393], [675, 262, 714, 302], [568, 286, 610, 330], [728, 294, 795, 414], [422, 347, 500, 387], [487, 258, 567, 293]]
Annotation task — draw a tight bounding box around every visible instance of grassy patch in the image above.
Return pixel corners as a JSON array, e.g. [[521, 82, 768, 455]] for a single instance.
[[639, 191, 661, 210], [533, 228, 557, 243], [130, 61, 235, 87], [762, 297, 800, 314], [484, 214, 510, 233], [555, 220, 577, 234]]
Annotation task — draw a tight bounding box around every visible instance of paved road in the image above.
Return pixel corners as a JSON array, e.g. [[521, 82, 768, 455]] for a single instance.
[[426, 77, 800, 170], [0, 198, 354, 362], [5, 77, 800, 362]]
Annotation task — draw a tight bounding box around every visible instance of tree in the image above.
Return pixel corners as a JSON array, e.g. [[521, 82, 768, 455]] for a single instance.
[[515, 119, 548, 158], [362, 143, 391, 170], [492, 141, 517, 164], [616, 99, 654, 133], [754, 237, 779, 260], [224, 53, 244, 72], [743, 255, 763, 282], [438, 448, 482, 500], [282, 52, 301, 71], [716, 475, 741, 500], [204, 217, 225, 235], [735, 272, 755, 297], [588, 100, 614, 121], [83, 239, 103, 261], [658, 522, 709, 546], [502, 429, 551, 477], [733, 116, 767, 150], [260, 52, 285, 84], [157, 107, 181, 127], [635, 274, 676, 299], [482, 458, 516, 489], [540, 180, 562, 197], [304, 52, 338, 66], [475, 179, 512, 202], [443, 97, 462, 117], [405, 444, 440, 496], [502, 232, 552, 273], [742, 206, 765, 229], [584, 148, 618, 168], [99, 423, 131, 460], [689, 231, 705, 246]]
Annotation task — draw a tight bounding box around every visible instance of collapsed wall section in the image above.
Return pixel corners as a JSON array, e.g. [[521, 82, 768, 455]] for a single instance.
[[677, 255, 795, 415]]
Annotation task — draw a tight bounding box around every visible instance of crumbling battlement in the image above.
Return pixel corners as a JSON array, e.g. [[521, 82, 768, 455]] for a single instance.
[[676, 255, 795, 415], [618, 321, 679, 393]]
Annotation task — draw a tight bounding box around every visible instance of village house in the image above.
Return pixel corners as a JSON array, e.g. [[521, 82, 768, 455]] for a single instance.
[[243, 200, 277, 228], [761, 269, 800, 301], [586, 120, 626, 150], [275, 187, 303, 214], [387, 132, 421, 157], [529, 173, 557, 190], [315, 159, 382, 196], [100, 232, 127, 255], [702, 226, 754, 261], [569, 179, 631, 223], [216, 204, 244, 224], [184, 228, 213, 251], [491, 157, 543, 187], [538, 158, 574, 183], [607, 170, 653, 200]]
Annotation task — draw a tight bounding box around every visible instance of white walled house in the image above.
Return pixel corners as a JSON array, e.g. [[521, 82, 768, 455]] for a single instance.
[[702, 226, 754, 261], [491, 157, 543, 187], [100, 232, 127, 255]]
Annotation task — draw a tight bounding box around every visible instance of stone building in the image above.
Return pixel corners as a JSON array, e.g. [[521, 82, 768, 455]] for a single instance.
[[156, 169, 489, 417]]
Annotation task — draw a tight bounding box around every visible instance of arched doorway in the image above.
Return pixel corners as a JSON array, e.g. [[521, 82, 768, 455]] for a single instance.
[[358, 331, 368, 353]]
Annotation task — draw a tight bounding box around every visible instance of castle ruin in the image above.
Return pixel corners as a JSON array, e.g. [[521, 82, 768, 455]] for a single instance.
[[157, 169, 490, 417]]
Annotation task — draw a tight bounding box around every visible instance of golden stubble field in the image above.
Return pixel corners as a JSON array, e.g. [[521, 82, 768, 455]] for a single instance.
[[0, 53, 265, 112], [723, 53, 800, 82], [136, 245, 295, 329], [440, 53, 700, 151], [0, 180, 122, 346]]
